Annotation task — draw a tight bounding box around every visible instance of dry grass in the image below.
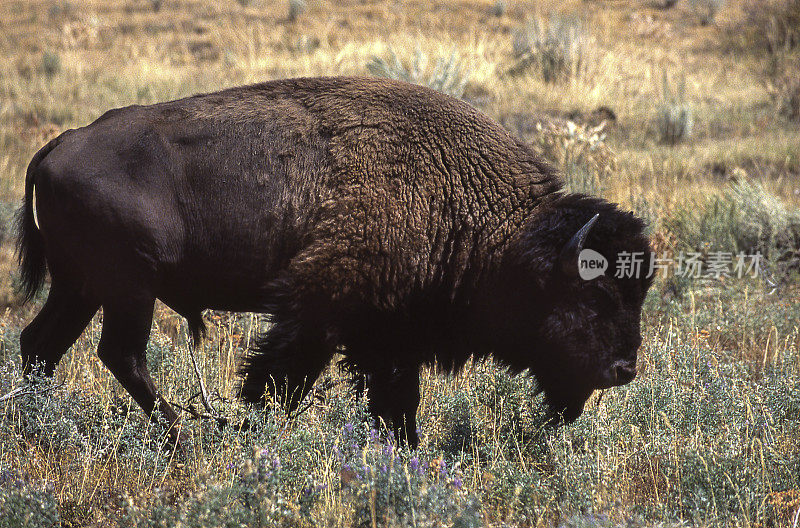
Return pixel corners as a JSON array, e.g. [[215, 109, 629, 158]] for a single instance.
[[2, 287, 798, 526]]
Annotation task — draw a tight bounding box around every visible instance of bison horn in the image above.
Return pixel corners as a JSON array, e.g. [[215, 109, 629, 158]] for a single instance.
[[559, 213, 600, 277]]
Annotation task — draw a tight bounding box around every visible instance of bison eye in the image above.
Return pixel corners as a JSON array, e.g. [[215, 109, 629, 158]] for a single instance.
[[588, 290, 618, 315]]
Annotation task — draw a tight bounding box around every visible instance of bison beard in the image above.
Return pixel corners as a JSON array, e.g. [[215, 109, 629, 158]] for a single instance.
[[16, 77, 653, 447]]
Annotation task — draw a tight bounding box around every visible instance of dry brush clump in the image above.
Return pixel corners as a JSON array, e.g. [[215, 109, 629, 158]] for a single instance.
[[738, 0, 800, 54], [766, 54, 800, 122], [530, 119, 617, 196]]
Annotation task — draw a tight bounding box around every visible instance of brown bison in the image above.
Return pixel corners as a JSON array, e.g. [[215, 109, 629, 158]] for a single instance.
[[17, 77, 652, 447]]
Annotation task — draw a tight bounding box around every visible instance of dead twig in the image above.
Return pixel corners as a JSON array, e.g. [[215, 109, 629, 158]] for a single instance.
[[0, 381, 65, 403], [188, 344, 217, 414], [0, 386, 26, 403], [171, 400, 228, 428], [184, 325, 229, 428]]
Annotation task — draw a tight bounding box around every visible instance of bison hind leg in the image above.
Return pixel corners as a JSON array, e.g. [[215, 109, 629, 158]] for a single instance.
[[97, 296, 184, 443], [20, 282, 99, 376], [238, 315, 334, 414]]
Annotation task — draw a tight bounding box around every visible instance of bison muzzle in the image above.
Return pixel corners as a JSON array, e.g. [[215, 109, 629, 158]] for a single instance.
[[16, 77, 652, 447]]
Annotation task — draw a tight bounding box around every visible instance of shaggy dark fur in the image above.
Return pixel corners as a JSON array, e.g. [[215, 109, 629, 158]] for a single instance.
[[16, 77, 652, 446]]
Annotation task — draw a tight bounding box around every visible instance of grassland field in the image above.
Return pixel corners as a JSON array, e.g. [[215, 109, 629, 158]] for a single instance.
[[0, 0, 799, 526]]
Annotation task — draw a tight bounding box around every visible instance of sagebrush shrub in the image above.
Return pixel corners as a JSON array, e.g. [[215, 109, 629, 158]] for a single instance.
[[367, 46, 471, 98], [688, 0, 724, 25], [1, 288, 798, 527], [656, 71, 693, 145], [665, 178, 800, 259], [40, 51, 61, 78], [288, 0, 306, 22], [0, 465, 60, 528], [510, 15, 588, 83]]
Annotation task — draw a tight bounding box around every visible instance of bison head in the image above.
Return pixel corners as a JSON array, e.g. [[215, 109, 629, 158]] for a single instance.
[[491, 195, 653, 423]]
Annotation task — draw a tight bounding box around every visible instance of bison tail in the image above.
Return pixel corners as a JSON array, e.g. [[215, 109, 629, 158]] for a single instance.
[[15, 135, 62, 303]]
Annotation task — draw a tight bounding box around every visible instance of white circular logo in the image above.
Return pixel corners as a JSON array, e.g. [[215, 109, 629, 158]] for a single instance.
[[578, 249, 607, 280]]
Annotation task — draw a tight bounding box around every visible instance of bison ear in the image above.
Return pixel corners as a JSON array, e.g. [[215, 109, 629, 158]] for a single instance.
[[559, 213, 600, 277]]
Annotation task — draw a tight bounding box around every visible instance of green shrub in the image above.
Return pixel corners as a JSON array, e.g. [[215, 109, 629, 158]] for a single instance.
[[655, 71, 693, 145], [687, 0, 724, 25], [0, 465, 60, 528], [510, 15, 588, 83], [40, 51, 61, 78], [1, 285, 798, 527], [666, 178, 800, 259], [120, 452, 310, 527], [0, 362, 179, 479], [435, 389, 476, 456], [344, 430, 482, 527], [488, 1, 507, 17], [119, 401, 482, 527], [288, 0, 306, 22], [367, 46, 471, 98], [470, 360, 547, 461]]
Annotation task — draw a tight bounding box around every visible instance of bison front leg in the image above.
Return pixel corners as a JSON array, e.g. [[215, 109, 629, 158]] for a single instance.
[[366, 365, 421, 449], [97, 298, 182, 444], [239, 315, 334, 414]]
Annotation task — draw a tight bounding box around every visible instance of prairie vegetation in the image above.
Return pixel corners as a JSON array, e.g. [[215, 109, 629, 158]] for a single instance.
[[0, 0, 799, 526]]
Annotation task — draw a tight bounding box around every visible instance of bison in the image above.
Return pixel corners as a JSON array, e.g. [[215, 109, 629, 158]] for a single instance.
[[16, 77, 652, 447]]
